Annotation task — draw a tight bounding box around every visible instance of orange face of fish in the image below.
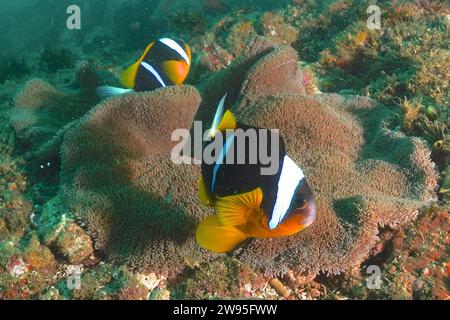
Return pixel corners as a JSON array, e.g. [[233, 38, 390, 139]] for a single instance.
[[161, 43, 191, 85], [242, 200, 316, 238]]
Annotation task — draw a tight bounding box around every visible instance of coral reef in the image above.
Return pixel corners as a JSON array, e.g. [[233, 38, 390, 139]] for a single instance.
[[26, 38, 434, 279], [172, 257, 267, 299], [0, 0, 447, 300], [169, 11, 207, 34], [315, 205, 449, 300], [0, 159, 31, 242]]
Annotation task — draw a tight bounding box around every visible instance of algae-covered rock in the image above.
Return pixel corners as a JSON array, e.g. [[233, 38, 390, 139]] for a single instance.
[[38, 197, 94, 265], [55, 222, 94, 265]]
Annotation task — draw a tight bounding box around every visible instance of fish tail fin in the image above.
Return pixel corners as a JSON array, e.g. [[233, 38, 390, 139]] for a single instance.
[[120, 61, 140, 89], [95, 86, 133, 99], [196, 215, 247, 253]]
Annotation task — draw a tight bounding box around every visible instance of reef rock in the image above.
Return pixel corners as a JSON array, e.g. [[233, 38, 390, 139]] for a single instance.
[[55, 37, 437, 276]]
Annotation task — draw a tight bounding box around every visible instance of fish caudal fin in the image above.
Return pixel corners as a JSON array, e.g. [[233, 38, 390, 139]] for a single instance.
[[120, 61, 140, 88], [216, 188, 263, 226], [161, 60, 189, 85], [196, 215, 247, 253], [95, 86, 133, 99], [198, 176, 214, 206]]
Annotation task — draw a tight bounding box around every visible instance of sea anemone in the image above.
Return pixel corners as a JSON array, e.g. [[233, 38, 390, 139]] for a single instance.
[[13, 37, 437, 278]]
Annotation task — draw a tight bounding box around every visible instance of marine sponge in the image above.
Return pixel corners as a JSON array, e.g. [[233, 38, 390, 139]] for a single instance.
[[58, 37, 436, 277]]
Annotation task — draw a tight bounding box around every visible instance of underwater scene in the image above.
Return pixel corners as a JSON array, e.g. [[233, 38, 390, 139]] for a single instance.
[[0, 0, 448, 301]]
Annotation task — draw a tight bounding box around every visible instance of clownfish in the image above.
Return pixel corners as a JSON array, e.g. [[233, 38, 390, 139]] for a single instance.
[[196, 94, 317, 253], [96, 38, 191, 98]]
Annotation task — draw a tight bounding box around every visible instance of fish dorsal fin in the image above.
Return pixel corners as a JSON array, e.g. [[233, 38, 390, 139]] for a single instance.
[[161, 60, 189, 85], [208, 93, 237, 138], [198, 176, 214, 206], [217, 110, 237, 132], [120, 41, 155, 89], [216, 188, 263, 226], [196, 215, 247, 253], [209, 93, 227, 138]]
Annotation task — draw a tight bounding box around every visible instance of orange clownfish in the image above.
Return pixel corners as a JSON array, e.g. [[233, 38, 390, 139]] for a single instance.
[[96, 38, 191, 98], [196, 94, 317, 253]]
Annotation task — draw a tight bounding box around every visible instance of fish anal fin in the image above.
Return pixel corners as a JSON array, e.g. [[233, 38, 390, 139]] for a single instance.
[[216, 188, 263, 226], [196, 215, 247, 253], [217, 110, 237, 132], [161, 60, 189, 85], [198, 176, 214, 206]]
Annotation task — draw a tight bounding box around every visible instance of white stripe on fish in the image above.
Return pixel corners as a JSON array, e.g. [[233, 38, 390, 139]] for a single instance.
[[159, 38, 191, 66], [269, 155, 305, 230], [141, 61, 167, 88], [211, 133, 235, 193]]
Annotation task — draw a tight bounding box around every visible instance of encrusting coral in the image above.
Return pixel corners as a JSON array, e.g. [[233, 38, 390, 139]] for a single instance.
[[13, 37, 437, 278]]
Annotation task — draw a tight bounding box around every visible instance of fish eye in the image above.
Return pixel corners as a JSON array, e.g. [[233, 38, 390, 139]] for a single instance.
[[292, 198, 307, 211]]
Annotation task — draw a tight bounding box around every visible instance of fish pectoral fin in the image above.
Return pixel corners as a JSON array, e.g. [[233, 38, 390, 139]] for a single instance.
[[198, 176, 214, 206], [217, 110, 237, 132], [120, 61, 140, 89], [216, 188, 263, 226], [196, 215, 247, 253], [161, 60, 189, 85]]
